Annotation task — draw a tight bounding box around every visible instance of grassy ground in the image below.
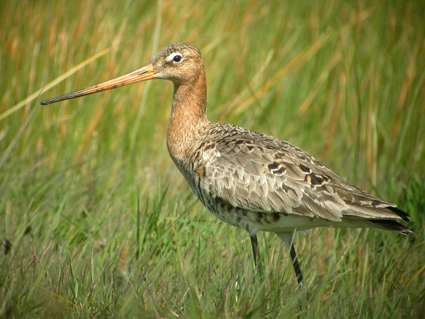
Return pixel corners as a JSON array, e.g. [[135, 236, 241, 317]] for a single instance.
[[1, 0, 425, 317]]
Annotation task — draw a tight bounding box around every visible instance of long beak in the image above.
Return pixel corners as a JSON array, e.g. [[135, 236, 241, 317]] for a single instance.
[[40, 64, 158, 105]]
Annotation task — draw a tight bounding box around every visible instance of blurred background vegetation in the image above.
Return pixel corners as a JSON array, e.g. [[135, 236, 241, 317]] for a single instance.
[[1, 0, 424, 317]]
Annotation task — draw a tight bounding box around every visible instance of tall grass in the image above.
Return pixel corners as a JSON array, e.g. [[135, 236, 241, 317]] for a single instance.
[[1, 0, 424, 317]]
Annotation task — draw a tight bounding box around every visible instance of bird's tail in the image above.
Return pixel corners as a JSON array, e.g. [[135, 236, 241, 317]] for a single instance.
[[369, 219, 412, 235]]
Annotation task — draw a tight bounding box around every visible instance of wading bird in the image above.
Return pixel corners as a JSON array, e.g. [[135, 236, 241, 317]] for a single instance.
[[41, 43, 412, 293]]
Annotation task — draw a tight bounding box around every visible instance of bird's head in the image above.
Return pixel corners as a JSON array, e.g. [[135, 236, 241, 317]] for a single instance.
[[40, 43, 203, 105]]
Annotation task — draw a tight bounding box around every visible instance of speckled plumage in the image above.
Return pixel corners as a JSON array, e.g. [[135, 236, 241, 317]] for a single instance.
[[175, 122, 411, 233], [41, 43, 413, 292]]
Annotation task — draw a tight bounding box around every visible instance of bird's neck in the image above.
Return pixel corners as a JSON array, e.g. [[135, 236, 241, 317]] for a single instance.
[[167, 70, 209, 163]]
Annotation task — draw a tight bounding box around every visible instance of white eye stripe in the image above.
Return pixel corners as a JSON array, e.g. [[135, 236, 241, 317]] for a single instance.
[[166, 52, 183, 63]]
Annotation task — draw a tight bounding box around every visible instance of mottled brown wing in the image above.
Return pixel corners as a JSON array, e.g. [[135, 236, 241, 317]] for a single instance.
[[200, 130, 402, 222]]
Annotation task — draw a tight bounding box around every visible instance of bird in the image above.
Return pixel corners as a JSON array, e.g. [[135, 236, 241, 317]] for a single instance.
[[41, 43, 413, 292]]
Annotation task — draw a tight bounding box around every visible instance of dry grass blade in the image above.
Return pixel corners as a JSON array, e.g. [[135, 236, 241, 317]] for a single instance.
[[221, 31, 332, 120], [0, 48, 111, 121]]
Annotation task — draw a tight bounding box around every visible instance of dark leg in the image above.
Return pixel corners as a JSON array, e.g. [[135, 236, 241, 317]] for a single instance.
[[250, 234, 262, 276], [276, 232, 308, 308], [290, 243, 309, 309], [289, 243, 303, 287]]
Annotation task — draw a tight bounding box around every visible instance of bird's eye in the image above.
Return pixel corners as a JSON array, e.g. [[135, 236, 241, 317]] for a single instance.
[[173, 54, 182, 63], [165, 53, 184, 64]]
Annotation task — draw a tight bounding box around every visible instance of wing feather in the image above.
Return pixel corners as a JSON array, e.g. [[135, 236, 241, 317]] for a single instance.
[[198, 125, 405, 222]]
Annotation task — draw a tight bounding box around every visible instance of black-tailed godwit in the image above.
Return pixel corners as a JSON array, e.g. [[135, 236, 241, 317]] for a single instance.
[[41, 43, 413, 292]]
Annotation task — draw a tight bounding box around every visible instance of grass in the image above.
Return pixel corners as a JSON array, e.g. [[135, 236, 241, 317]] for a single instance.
[[1, 0, 425, 317]]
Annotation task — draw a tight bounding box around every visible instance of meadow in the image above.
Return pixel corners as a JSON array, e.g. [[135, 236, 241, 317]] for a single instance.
[[1, 0, 424, 317]]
